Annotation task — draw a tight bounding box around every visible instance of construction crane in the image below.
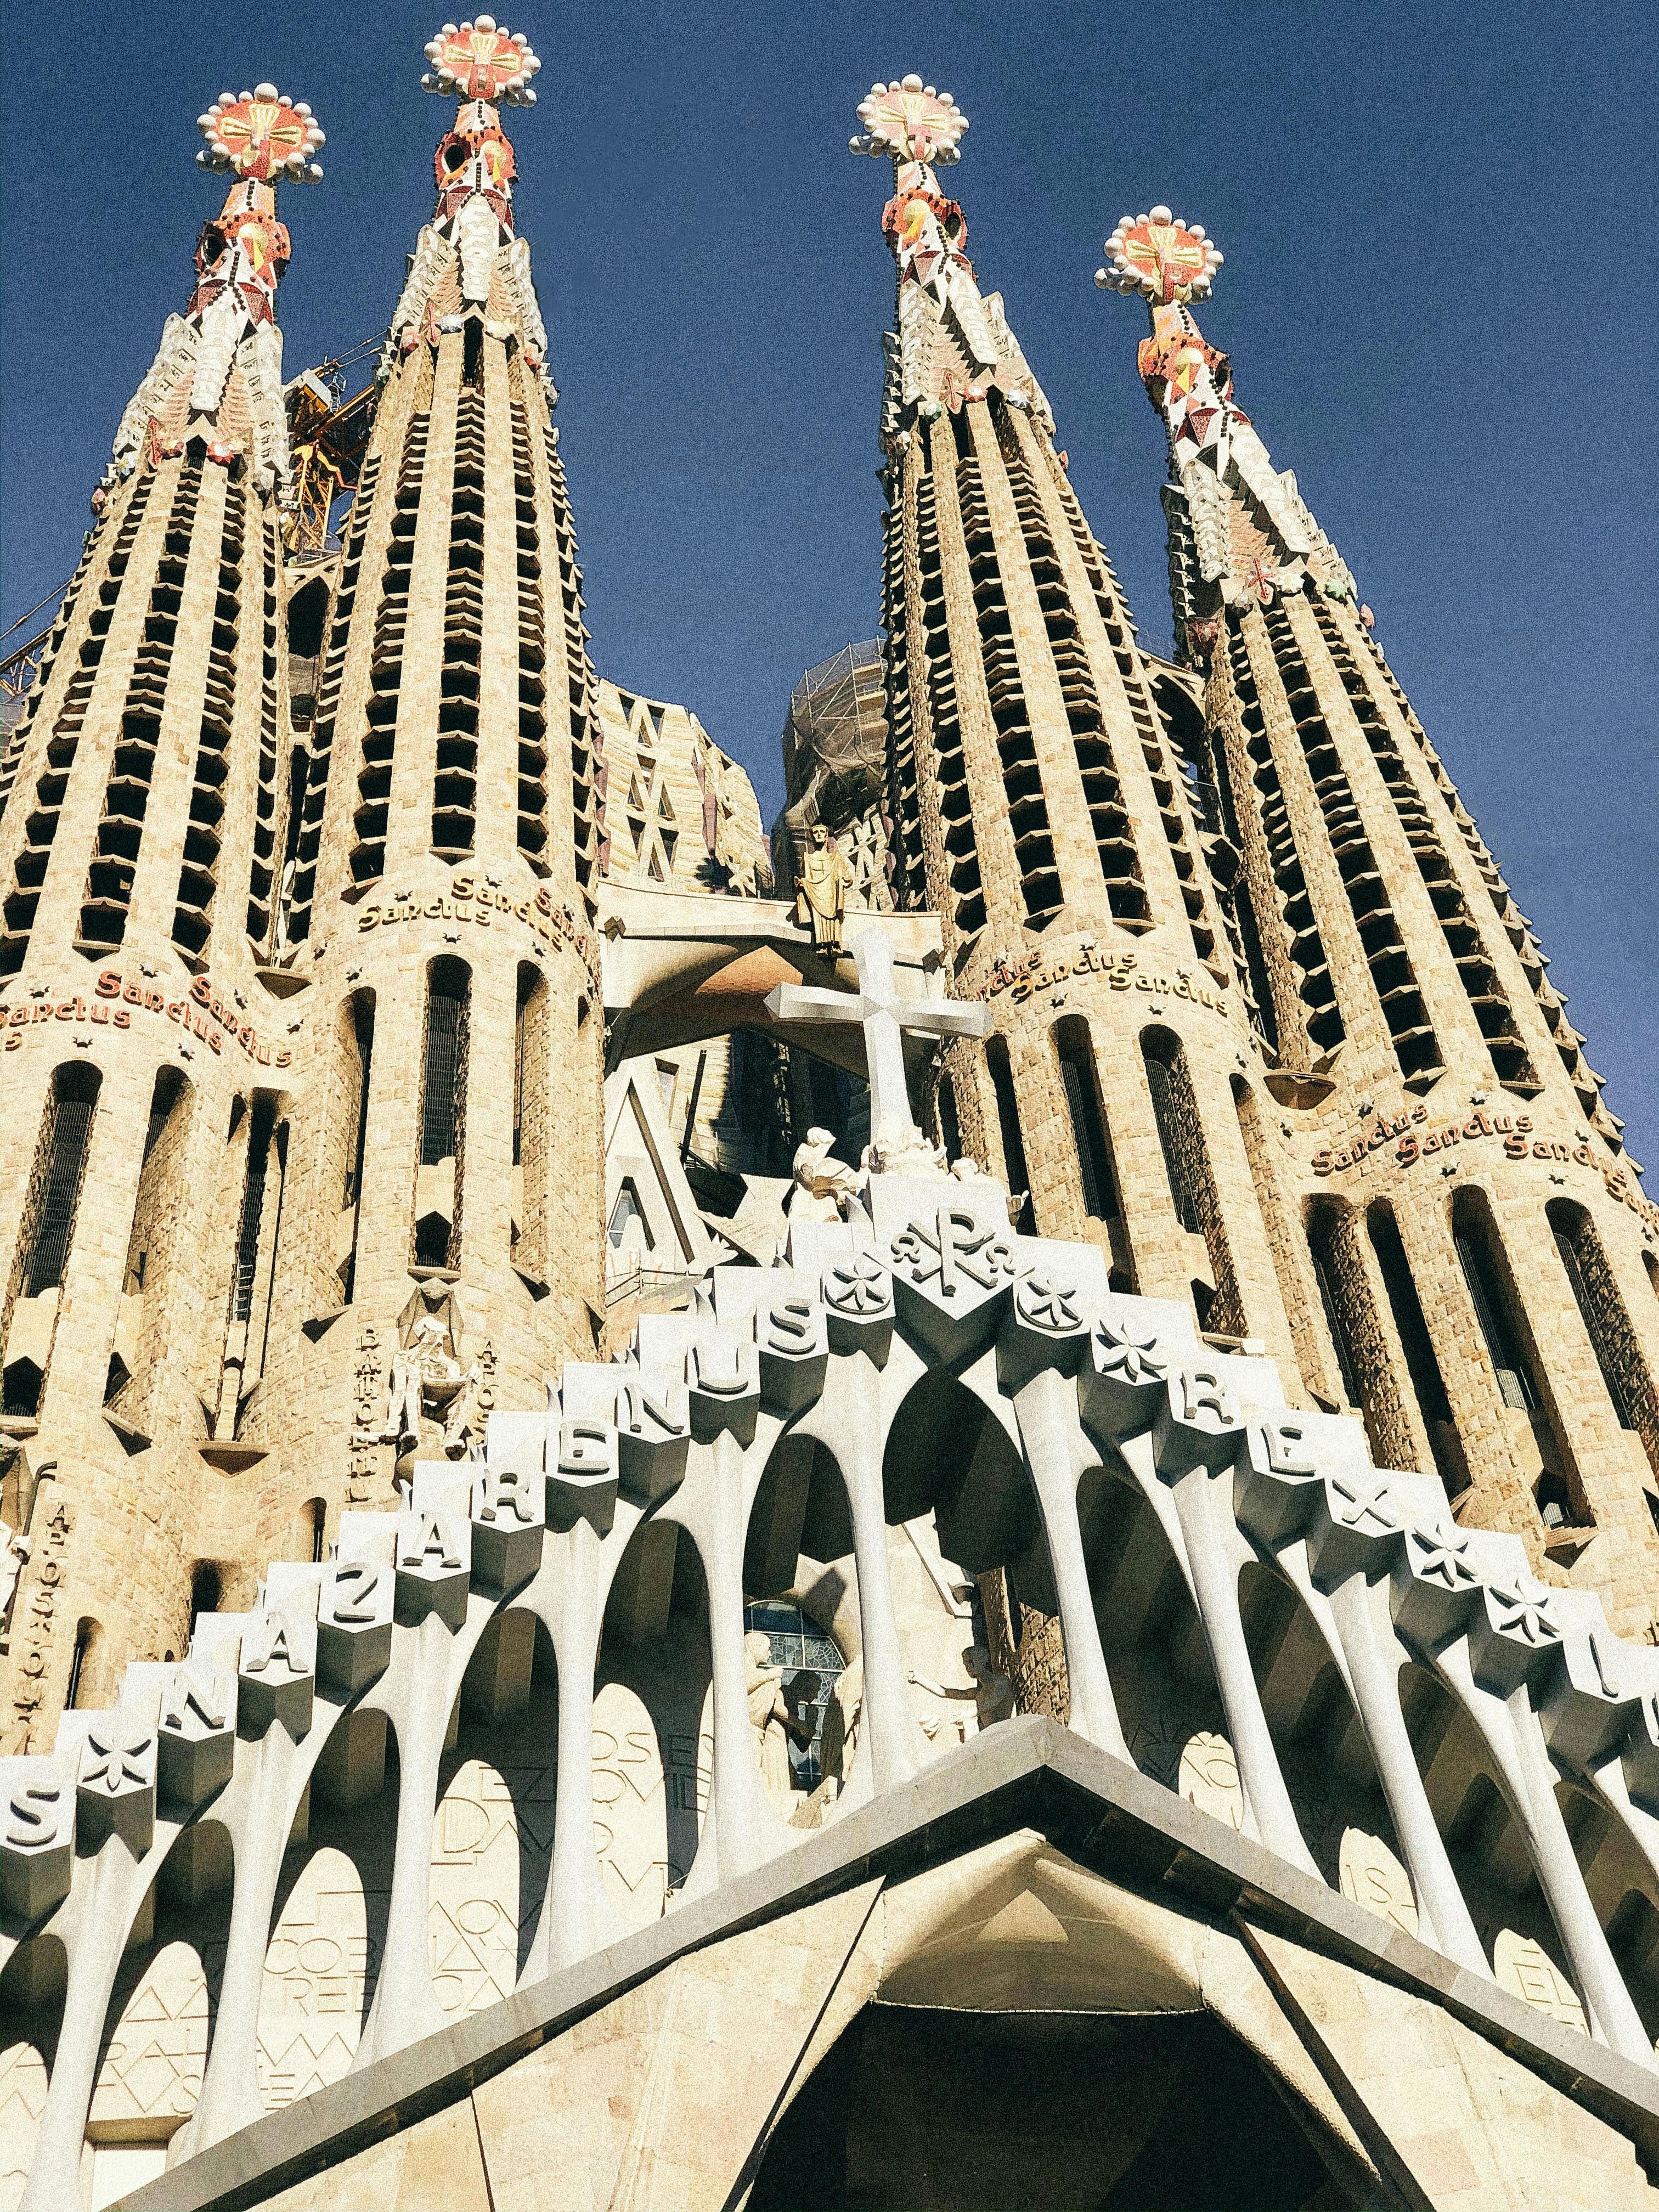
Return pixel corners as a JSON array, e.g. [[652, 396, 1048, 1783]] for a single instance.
[[283, 335, 384, 557]]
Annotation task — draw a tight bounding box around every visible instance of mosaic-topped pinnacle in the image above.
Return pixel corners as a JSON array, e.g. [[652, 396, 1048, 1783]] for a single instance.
[[196, 86, 325, 182], [1096, 207, 1223, 305], [850, 76, 968, 165], [422, 16, 542, 104]]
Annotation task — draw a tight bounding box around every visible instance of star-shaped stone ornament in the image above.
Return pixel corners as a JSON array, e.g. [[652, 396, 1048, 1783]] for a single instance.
[[1001, 1266, 1094, 1390], [1469, 1574, 1562, 1694], [77, 1719, 159, 1852], [821, 1254, 896, 1358], [1081, 1309, 1172, 1440], [1391, 1523, 1482, 1646]]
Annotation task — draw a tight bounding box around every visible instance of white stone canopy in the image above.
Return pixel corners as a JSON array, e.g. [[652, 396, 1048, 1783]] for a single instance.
[[3, 1161, 1658, 2209]]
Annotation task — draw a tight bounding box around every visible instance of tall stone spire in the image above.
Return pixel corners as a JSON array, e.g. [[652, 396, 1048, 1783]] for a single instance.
[[1097, 208, 1355, 668], [249, 11, 605, 1627], [0, 86, 329, 1729], [852, 77, 1051, 439], [853, 83, 1297, 1396], [1, 82, 328, 985], [383, 18, 549, 368], [108, 86, 327, 500], [1097, 208, 1659, 1609]]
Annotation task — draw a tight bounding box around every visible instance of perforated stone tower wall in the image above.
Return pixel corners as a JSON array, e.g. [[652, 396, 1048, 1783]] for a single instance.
[[865, 138, 1659, 1646]]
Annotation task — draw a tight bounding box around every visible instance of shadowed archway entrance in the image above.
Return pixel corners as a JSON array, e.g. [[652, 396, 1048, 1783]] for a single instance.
[[749, 2002, 1341, 2211]]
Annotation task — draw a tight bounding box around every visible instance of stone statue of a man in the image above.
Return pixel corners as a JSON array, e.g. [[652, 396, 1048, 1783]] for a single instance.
[[794, 822, 854, 961], [381, 1311, 462, 1448], [786, 1127, 861, 1223]]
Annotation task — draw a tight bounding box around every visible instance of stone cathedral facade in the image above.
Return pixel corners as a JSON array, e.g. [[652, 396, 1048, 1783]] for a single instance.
[[1, 42, 1657, 2212]]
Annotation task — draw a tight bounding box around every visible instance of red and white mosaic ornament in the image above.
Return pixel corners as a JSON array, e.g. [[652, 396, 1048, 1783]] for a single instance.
[[422, 16, 541, 105], [197, 86, 325, 183], [1096, 207, 1223, 305], [851, 76, 968, 165]]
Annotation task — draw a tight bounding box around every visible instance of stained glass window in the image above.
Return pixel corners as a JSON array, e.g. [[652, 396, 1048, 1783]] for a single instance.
[[743, 1599, 845, 1790]]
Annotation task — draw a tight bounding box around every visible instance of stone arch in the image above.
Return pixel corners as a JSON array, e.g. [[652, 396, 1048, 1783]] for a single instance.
[[880, 1367, 1054, 1726], [430, 1609, 558, 2008], [740, 1429, 859, 1815], [1551, 1766, 1659, 2015], [1236, 1559, 1409, 1905], [0, 1935, 66, 2211], [1398, 1661, 1580, 2013], [84, 1839, 234, 2190], [256, 1720, 400, 2104], [1606, 1886, 1659, 2044], [594, 1514, 711, 1925], [1077, 1460, 1232, 1820], [746, 1843, 1357, 2212]]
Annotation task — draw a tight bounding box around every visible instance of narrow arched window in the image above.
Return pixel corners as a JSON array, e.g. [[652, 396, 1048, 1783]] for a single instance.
[[66, 1616, 103, 1710], [3, 1064, 101, 1418], [420, 962, 469, 1166], [1368, 1203, 1463, 1496], [1052, 1017, 1120, 1224], [935, 1073, 961, 1163], [984, 1036, 1031, 1232], [21, 1065, 100, 1297], [1548, 1198, 1657, 1477], [1142, 1046, 1199, 1232], [188, 1564, 222, 1641], [1452, 1198, 1539, 1413], [415, 957, 470, 1268], [338, 990, 375, 1303], [1306, 1197, 1415, 1471]]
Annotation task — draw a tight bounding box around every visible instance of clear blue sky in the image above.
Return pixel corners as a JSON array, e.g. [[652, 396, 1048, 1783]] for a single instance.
[[4, 2, 1654, 1164]]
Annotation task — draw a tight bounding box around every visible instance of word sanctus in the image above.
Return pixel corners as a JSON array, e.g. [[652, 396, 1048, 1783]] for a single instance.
[[4, 972, 292, 1065], [1314, 1107, 1658, 1232], [980, 941, 1231, 1017], [354, 876, 598, 984]]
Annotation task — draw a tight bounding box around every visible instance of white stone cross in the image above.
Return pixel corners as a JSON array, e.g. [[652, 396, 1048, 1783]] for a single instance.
[[764, 927, 989, 1142]]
